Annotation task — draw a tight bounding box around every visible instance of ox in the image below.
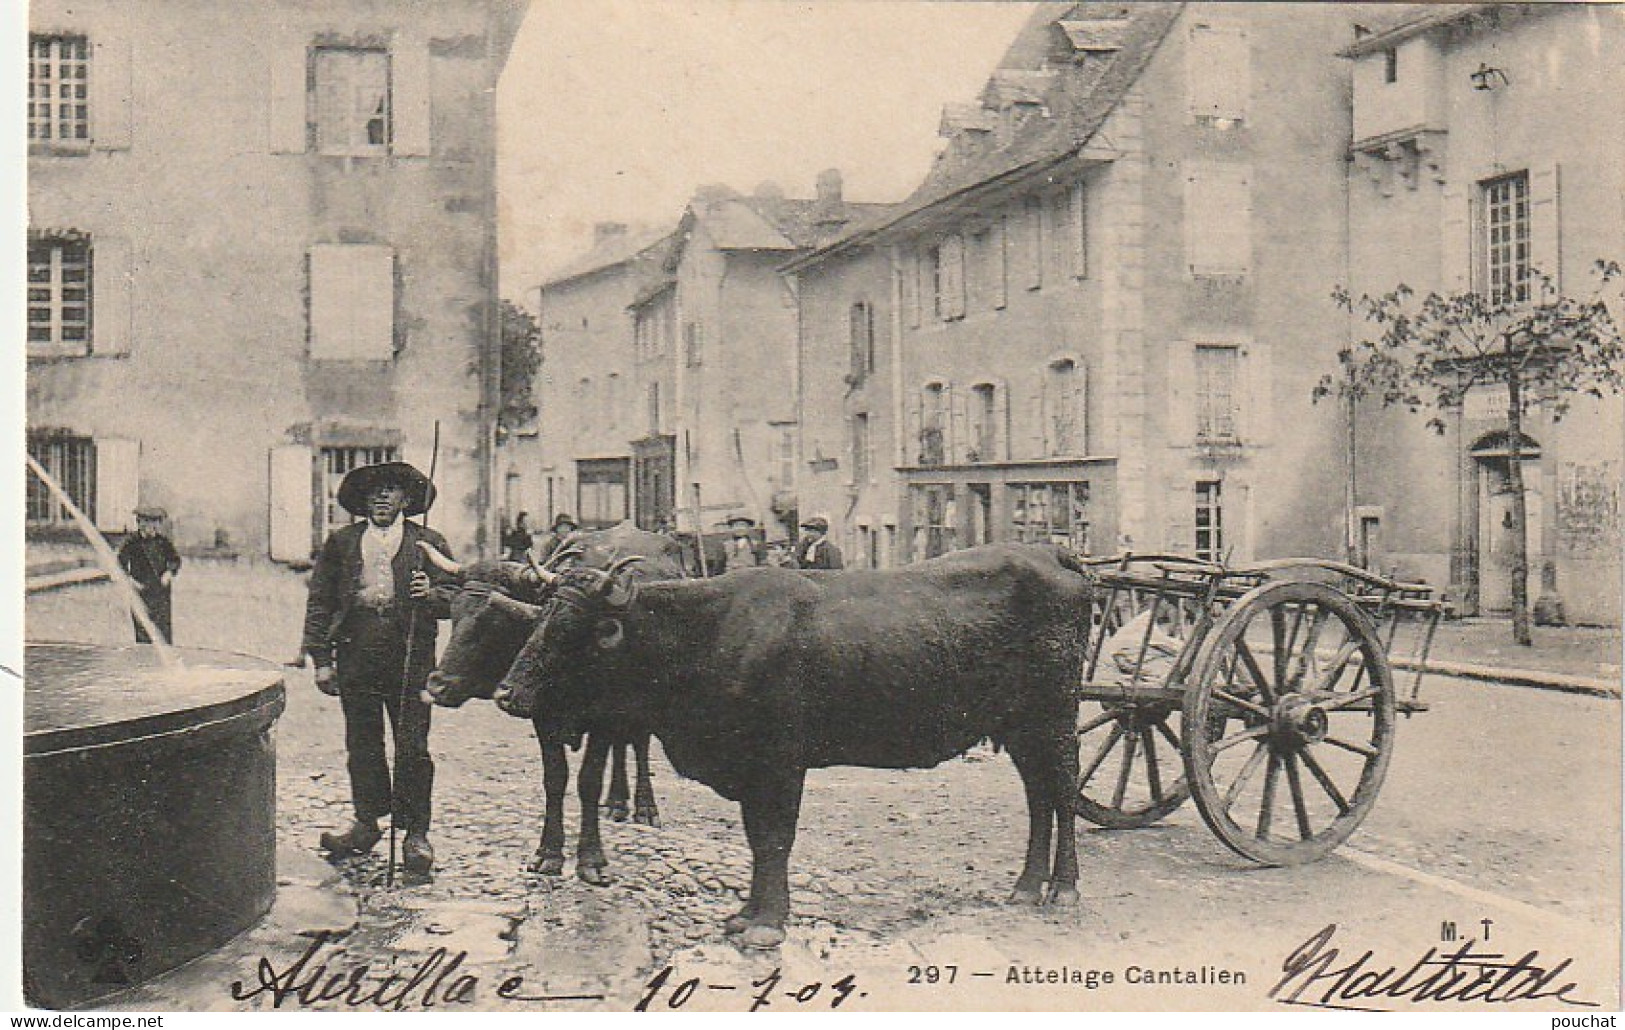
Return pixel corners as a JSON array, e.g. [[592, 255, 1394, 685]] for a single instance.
[[419, 522, 685, 884], [443, 543, 1094, 948]]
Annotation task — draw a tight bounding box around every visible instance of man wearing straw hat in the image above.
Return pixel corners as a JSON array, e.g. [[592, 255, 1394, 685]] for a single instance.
[[301, 461, 454, 873], [117, 506, 181, 644]]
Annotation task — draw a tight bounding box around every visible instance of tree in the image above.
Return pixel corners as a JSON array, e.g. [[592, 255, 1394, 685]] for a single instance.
[[1317, 262, 1622, 646], [498, 300, 541, 435]]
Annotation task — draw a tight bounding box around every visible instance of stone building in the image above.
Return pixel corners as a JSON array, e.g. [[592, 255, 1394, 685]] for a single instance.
[[1341, 3, 1625, 623], [26, 0, 527, 561], [790, 1, 1387, 567]]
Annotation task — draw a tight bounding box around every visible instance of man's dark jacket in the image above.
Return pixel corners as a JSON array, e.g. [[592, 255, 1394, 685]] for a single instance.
[[301, 520, 455, 684]]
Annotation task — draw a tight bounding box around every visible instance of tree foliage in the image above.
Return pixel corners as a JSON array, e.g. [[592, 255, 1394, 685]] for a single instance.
[[499, 299, 541, 432]]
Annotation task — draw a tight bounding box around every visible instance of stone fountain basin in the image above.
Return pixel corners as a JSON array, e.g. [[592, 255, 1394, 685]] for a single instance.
[[24, 642, 286, 1009]]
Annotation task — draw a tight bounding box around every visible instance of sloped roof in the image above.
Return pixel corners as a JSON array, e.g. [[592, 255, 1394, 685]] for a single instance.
[[1339, 4, 1491, 57], [690, 189, 894, 253], [537, 227, 676, 291], [785, 2, 1183, 271]]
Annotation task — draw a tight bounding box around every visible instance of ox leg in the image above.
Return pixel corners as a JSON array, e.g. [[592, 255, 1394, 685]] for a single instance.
[[529, 741, 569, 876], [575, 734, 614, 886], [605, 741, 631, 823], [1046, 722, 1081, 907], [631, 733, 661, 827], [730, 774, 804, 949], [1005, 735, 1054, 906]]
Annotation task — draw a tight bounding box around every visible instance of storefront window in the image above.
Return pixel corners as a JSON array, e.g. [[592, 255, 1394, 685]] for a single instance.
[[1011, 481, 1090, 552]]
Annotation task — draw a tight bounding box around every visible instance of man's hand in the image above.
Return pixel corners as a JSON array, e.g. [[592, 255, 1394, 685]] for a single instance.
[[159, 572, 174, 588], [409, 570, 433, 599], [314, 664, 340, 697]]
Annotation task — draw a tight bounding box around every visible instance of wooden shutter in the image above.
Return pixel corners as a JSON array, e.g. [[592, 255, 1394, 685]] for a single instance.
[[1071, 362, 1089, 454], [269, 445, 314, 561], [1529, 162, 1562, 293], [90, 36, 132, 150], [1188, 22, 1249, 123], [1440, 179, 1472, 292], [268, 43, 308, 154], [995, 379, 1012, 460], [1168, 342, 1197, 445], [94, 438, 140, 532], [310, 244, 395, 360], [1185, 163, 1251, 275], [949, 383, 970, 463], [902, 250, 920, 328], [1026, 383, 1045, 459], [1071, 183, 1088, 279], [392, 39, 432, 156], [905, 392, 923, 465], [93, 235, 133, 356], [994, 216, 1009, 309]]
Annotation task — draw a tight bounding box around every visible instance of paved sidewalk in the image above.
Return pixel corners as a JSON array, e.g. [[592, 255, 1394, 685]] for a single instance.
[[1389, 616, 1622, 696]]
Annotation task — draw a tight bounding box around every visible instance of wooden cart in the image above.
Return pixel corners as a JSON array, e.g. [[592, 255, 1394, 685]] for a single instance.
[[1075, 553, 1447, 866]]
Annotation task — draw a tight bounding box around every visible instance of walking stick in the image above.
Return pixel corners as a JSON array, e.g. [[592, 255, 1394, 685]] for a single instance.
[[389, 422, 440, 886]]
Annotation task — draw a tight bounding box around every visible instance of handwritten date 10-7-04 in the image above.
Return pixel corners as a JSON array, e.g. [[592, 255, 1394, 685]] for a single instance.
[[635, 965, 863, 1011]]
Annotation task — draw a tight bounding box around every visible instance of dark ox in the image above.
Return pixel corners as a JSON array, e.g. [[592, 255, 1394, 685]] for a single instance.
[[485, 542, 1094, 948], [420, 522, 685, 884]]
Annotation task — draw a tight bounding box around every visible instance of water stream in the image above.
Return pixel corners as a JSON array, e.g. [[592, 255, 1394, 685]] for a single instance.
[[25, 453, 182, 671]]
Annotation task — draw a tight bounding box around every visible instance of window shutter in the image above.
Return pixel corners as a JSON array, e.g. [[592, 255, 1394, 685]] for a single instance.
[[1071, 363, 1089, 454], [1185, 163, 1251, 275], [269, 43, 309, 154], [93, 235, 133, 356], [391, 39, 432, 156], [1026, 197, 1044, 289], [902, 251, 921, 328], [1188, 23, 1249, 123], [905, 392, 923, 465], [995, 379, 1012, 460], [1529, 162, 1562, 293], [310, 244, 395, 360], [1168, 343, 1197, 445], [950, 384, 970, 463], [994, 216, 1009, 309], [1071, 183, 1088, 279], [90, 36, 132, 150], [1027, 385, 1045, 459], [942, 237, 966, 319], [1440, 180, 1472, 292], [94, 438, 140, 532], [269, 445, 314, 561]]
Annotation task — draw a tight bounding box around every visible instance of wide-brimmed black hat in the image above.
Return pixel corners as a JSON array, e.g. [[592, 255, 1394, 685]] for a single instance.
[[337, 461, 436, 517], [551, 513, 578, 530], [720, 515, 756, 529], [133, 505, 168, 521], [800, 515, 830, 532]]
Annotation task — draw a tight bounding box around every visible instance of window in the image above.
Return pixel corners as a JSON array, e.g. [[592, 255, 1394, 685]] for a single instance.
[[322, 445, 398, 534], [1024, 196, 1044, 290], [1048, 192, 1071, 281], [774, 426, 796, 488], [1483, 172, 1530, 305], [1187, 22, 1249, 124], [28, 233, 92, 356], [911, 484, 957, 559], [1194, 345, 1240, 441], [1185, 163, 1251, 275], [994, 216, 1009, 309], [29, 35, 89, 143], [969, 383, 997, 462], [1195, 480, 1223, 562], [919, 383, 948, 465], [314, 48, 390, 156], [1070, 183, 1088, 279], [933, 236, 966, 320], [851, 413, 871, 485], [684, 322, 703, 367], [1043, 359, 1086, 456], [1383, 47, 1398, 84], [309, 244, 394, 359], [1011, 482, 1090, 552], [849, 301, 875, 381], [577, 458, 630, 529], [27, 434, 96, 526], [647, 381, 661, 433]]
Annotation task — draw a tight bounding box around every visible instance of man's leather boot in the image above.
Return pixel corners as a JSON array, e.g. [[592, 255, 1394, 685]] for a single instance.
[[320, 819, 382, 856], [403, 832, 435, 874]]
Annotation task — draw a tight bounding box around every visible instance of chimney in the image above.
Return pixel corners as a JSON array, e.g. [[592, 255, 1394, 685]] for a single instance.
[[815, 168, 843, 206], [593, 222, 628, 245], [753, 180, 785, 200]]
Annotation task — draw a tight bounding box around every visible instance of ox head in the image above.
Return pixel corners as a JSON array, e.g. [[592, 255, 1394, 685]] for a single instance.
[[492, 555, 643, 719], [424, 580, 546, 707]]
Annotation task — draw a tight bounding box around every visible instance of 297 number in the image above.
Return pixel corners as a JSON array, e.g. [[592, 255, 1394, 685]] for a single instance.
[[907, 965, 957, 985]]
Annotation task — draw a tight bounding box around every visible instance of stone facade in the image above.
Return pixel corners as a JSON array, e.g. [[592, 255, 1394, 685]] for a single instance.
[[26, 0, 525, 561]]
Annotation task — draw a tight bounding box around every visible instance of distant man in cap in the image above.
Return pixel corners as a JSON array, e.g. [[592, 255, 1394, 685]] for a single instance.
[[117, 506, 181, 644], [301, 461, 455, 873], [719, 514, 764, 572], [792, 515, 843, 570], [533, 512, 579, 565]]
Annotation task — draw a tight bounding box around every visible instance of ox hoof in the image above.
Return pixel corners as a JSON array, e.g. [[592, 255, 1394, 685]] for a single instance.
[[1046, 883, 1080, 907], [634, 810, 662, 829], [723, 912, 753, 935], [577, 864, 613, 888], [738, 925, 786, 950], [530, 854, 565, 876], [606, 802, 630, 823], [1007, 885, 1044, 907]]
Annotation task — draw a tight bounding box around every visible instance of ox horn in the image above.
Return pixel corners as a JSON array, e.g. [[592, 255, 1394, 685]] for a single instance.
[[524, 550, 559, 589], [602, 555, 643, 609], [489, 590, 546, 623], [417, 541, 464, 577], [542, 541, 585, 572]]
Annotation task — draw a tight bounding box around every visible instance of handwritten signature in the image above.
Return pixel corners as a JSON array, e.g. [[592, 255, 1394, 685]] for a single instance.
[[1270, 923, 1598, 1011]]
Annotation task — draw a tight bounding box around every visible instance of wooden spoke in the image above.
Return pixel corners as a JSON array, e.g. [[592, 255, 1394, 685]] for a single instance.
[[1112, 728, 1140, 809], [1322, 734, 1379, 759], [1080, 723, 1125, 784], [1256, 753, 1280, 841], [1320, 688, 1382, 712], [1140, 726, 1164, 802], [1284, 754, 1314, 841], [1233, 637, 1277, 703], [1212, 723, 1269, 754], [1155, 719, 1182, 752], [1223, 742, 1270, 810], [1213, 689, 1268, 719], [1291, 606, 1332, 690], [1298, 747, 1350, 814], [1078, 709, 1118, 735], [1314, 639, 1363, 695]]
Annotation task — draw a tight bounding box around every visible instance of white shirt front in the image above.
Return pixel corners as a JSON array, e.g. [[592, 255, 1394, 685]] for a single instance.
[[359, 520, 404, 604]]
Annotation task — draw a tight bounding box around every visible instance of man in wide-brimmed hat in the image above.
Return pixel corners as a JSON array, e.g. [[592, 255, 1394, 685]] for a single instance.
[[533, 511, 579, 565], [117, 505, 181, 644], [301, 461, 455, 873], [718, 514, 764, 571]]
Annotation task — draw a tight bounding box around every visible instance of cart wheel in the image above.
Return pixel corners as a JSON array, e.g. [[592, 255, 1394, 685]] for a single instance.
[[1182, 580, 1394, 865], [1076, 701, 1189, 827]]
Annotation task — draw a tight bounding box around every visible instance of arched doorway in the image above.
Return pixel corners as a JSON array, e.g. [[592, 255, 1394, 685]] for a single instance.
[[1471, 430, 1542, 614]]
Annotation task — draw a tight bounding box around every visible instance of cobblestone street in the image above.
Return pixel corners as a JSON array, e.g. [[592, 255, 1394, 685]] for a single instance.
[[26, 561, 1623, 1012]]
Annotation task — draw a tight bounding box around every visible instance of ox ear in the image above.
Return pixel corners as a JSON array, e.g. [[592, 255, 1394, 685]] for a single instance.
[[489, 591, 545, 624], [594, 617, 625, 650], [602, 556, 644, 608]]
